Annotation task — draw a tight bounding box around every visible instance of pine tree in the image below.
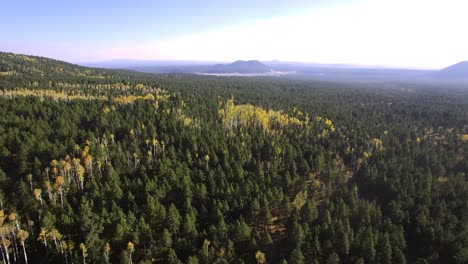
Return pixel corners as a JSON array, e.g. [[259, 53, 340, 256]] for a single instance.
[[166, 204, 181, 234], [377, 233, 392, 264], [289, 248, 305, 264], [326, 252, 340, 264]]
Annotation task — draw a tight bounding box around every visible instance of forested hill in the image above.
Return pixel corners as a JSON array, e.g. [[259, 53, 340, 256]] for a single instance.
[[0, 52, 467, 264], [0, 51, 155, 85], [0, 52, 107, 76]]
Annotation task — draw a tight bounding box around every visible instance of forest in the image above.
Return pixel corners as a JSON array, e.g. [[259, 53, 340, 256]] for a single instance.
[[0, 52, 467, 264]]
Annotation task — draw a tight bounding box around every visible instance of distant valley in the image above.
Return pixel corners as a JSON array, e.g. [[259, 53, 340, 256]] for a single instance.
[[82, 59, 468, 84]]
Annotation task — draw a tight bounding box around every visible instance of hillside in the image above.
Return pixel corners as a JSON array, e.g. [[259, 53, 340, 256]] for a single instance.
[[0, 52, 162, 92], [0, 51, 107, 77], [0, 52, 467, 264], [436, 61, 468, 79]]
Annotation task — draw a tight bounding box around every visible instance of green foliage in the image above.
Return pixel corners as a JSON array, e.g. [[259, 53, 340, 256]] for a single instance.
[[0, 52, 467, 263], [289, 248, 305, 264]]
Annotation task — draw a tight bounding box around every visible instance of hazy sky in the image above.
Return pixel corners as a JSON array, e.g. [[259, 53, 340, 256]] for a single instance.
[[1, 0, 467, 69]]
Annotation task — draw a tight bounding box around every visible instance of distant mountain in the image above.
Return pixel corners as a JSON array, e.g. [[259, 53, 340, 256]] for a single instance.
[[437, 61, 468, 79], [120, 60, 272, 74], [205, 60, 271, 74]]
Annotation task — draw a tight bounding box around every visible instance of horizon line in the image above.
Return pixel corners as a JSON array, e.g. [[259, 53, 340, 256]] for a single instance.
[[0, 50, 457, 71]]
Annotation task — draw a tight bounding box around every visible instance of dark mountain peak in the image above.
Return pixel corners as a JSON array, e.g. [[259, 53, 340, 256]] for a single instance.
[[231, 60, 265, 67], [204, 60, 270, 74]]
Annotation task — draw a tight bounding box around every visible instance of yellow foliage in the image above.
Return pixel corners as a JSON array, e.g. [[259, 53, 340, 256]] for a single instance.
[[104, 242, 111, 254], [371, 138, 384, 151], [76, 164, 85, 181], [8, 213, 17, 221], [19, 55, 38, 63], [292, 191, 308, 210], [113, 93, 155, 104], [0, 88, 107, 101], [177, 111, 199, 128], [462, 134, 468, 141], [38, 228, 48, 242], [17, 230, 29, 242], [203, 239, 211, 256], [61, 240, 68, 251], [255, 251, 266, 264], [316, 117, 336, 138], [127, 241, 135, 253], [33, 188, 42, 200], [0, 71, 16, 76], [363, 151, 372, 159], [219, 98, 306, 134], [54, 176, 65, 190], [0, 85, 170, 105], [80, 243, 87, 254]]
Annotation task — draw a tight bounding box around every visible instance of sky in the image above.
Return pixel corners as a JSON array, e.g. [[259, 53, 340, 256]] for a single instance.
[[1, 0, 467, 69]]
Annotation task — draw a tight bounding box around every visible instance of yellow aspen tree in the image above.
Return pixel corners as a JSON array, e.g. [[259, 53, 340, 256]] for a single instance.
[[67, 241, 75, 263], [37, 228, 48, 248], [83, 155, 93, 180], [255, 251, 266, 264], [74, 145, 81, 156], [44, 181, 53, 202], [202, 239, 210, 257], [151, 138, 158, 156], [127, 242, 135, 264], [79, 243, 87, 264], [0, 229, 11, 264], [8, 212, 19, 230], [17, 229, 29, 264], [48, 228, 62, 251], [204, 154, 210, 169], [61, 240, 69, 263], [53, 176, 65, 207], [104, 242, 111, 261], [63, 161, 72, 184], [76, 164, 85, 192], [50, 160, 58, 173], [33, 188, 43, 215]]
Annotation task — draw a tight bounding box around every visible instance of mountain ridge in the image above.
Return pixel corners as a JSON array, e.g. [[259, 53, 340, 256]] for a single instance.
[[436, 61, 468, 79]]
